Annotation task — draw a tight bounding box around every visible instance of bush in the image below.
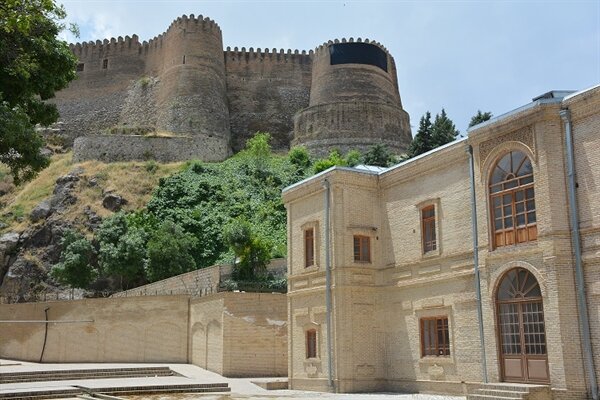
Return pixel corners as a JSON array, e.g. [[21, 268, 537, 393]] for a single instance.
[[146, 220, 198, 282], [51, 230, 97, 289]]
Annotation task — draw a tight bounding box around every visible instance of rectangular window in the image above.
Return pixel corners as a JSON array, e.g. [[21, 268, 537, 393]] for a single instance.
[[76, 63, 84, 72], [304, 228, 314, 268], [306, 329, 317, 358], [102, 59, 108, 69], [421, 205, 437, 253], [353, 235, 371, 263], [420, 316, 450, 357]]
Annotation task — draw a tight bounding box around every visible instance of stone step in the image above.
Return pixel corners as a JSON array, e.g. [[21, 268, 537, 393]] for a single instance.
[[91, 383, 231, 396], [0, 388, 82, 399], [468, 395, 525, 400], [0, 367, 174, 384], [474, 389, 527, 399]]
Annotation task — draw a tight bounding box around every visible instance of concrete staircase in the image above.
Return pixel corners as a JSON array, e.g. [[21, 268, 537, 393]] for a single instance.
[[0, 366, 174, 384], [467, 383, 551, 400]]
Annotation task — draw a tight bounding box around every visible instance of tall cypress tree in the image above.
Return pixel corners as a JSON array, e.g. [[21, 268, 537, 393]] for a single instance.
[[406, 112, 434, 158], [431, 109, 459, 148], [469, 110, 493, 128]]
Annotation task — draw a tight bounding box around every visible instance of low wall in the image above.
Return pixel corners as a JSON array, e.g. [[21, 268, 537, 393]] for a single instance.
[[190, 292, 288, 377], [112, 258, 287, 298], [73, 134, 231, 163], [0, 296, 189, 363], [0, 292, 288, 378]]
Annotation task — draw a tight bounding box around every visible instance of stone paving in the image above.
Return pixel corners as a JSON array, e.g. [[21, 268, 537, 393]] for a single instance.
[[0, 360, 465, 400]]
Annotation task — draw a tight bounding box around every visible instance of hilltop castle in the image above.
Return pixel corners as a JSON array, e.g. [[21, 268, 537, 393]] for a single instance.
[[51, 14, 412, 163]]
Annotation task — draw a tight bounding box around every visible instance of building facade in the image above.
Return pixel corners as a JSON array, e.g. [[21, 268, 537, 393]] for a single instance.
[[283, 86, 600, 399]]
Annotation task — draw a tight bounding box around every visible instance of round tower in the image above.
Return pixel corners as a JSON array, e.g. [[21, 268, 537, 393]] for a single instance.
[[292, 38, 411, 156], [153, 15, 231, 158]]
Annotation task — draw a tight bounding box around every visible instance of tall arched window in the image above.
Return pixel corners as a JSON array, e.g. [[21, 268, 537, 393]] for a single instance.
[[489, 151, 537, 248]]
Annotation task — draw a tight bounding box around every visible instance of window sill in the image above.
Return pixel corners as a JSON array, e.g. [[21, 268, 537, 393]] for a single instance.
[[421, 250, 441, 260], [302, 265, 320, 273], [419, 356, 454, 365]]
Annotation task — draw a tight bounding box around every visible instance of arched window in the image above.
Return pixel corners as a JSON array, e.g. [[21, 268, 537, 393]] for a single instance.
[[489, 151, 537, 248]]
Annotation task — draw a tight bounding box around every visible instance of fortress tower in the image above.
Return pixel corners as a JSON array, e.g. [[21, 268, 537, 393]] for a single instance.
[[292, 39, 412, 156], [52, 17, 413, 163]]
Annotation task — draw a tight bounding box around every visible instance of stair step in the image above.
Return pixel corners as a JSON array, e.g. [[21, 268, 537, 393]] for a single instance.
[[468, 395, 525, 400], [0, 367, 174, 384], [0, 389, 81, 400], [475, 389, 527, 399]]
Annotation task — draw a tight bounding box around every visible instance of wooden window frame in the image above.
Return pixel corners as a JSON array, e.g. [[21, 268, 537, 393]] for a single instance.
[[421, 205, 437, 254], [306, 329, 317, 359], [420, 316, 450, 357], [353, 235, 371, 263], [304, 228, 315, 268], [489, 151, 537, 249]]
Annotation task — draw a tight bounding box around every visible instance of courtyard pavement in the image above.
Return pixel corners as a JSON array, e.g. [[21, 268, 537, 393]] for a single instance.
[[0, 359, 465, 400]]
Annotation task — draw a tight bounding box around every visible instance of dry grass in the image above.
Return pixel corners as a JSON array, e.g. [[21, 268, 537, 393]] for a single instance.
[[0, 153, 184, 233]]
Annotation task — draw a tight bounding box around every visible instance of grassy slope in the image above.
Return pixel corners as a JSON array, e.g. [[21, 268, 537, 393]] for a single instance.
[[0, 153, 183, 234]]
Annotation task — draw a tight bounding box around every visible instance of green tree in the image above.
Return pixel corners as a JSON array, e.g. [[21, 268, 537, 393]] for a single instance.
[[50, 230, 97, 289], [469, 110, 493, 128], [242, 132, 272, 171], [406, 112, 434, 158], [224, 217, 272, 282], [0, 0, 78, 184], [146, 220, 198, 282], [313, 149, 347, 173], [288, 146, 311, 174], [97, 213, 147, 290], [431, 109, 459, 148], [362, 143, 395, 167], [344, 150, 361, 167]]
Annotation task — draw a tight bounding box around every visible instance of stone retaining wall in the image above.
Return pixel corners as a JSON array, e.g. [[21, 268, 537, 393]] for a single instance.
[[73, 134, 231, 163]]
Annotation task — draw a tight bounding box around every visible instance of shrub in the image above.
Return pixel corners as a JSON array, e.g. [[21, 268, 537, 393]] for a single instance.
[[51, 230, 97, 289]]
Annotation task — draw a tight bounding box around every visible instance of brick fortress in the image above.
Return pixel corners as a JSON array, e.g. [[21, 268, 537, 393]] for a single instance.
[[51, 14, 412, 162]]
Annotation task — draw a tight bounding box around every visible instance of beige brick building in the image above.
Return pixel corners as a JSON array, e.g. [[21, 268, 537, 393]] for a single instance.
[[283, 86, 600, 399]]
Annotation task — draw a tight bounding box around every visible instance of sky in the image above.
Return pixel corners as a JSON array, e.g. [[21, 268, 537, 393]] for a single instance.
[[59, 0, 600, 135]]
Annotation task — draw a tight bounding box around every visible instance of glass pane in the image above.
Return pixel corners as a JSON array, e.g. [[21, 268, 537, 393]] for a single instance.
[[503, 194, 512, 205], [516, 203, 525, 213], [521, 175, 533, 185], [511, 151, 525, 174], [498, 153, 511, 175], [526, 188, 534, 199], [527, 211, 536, 223], [493, 196, 501, 207], [516, 190, 524, 201], [503, 205, 512, 216], [495, 219, 503, 230], [504, 217, 513, 228], [516, 214, 525, 226], [527, 199, 535, 211], [520, 158, 533, 176], [504, 179, 518, 190], [494, 208, 502, 218]]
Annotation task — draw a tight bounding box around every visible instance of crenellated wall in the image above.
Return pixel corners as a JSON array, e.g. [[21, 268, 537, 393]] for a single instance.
[[293, 38, 412, 156], [51, 15, 413, 162], [224, 47, 312, 151]]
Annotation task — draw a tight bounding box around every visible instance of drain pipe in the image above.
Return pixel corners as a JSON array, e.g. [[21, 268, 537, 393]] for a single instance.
[[560, 109, 598, 400], [467, 145, 488, 383], [39, 307, 50, 363], [323, 178, 335, 391]]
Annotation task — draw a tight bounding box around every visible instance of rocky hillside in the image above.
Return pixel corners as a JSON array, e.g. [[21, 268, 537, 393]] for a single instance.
[[0, 153, 183, 302]]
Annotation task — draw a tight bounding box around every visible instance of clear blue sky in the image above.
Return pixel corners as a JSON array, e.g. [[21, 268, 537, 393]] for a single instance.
[[60, 0, 600, 135]]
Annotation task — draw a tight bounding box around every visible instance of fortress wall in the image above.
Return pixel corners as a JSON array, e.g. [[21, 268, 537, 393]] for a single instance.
[[73, 134, 231, 163], [0, 296, 189, 363], [308, 39, 400, 106], [224, 48, 312, 151], [51, 37, 146, 143]]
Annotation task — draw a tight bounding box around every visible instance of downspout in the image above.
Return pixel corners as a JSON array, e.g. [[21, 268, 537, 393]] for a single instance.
[[467, 145, 488, 383], [560, 108, 599, 400], [39, 307, 50, 363], [323, 178, 335, 391]]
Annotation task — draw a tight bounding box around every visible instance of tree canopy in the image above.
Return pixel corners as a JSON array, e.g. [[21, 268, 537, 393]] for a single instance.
[[0, 0, 77, 184], [406, 109, 459, 159], [469, 110, 493, 128]]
